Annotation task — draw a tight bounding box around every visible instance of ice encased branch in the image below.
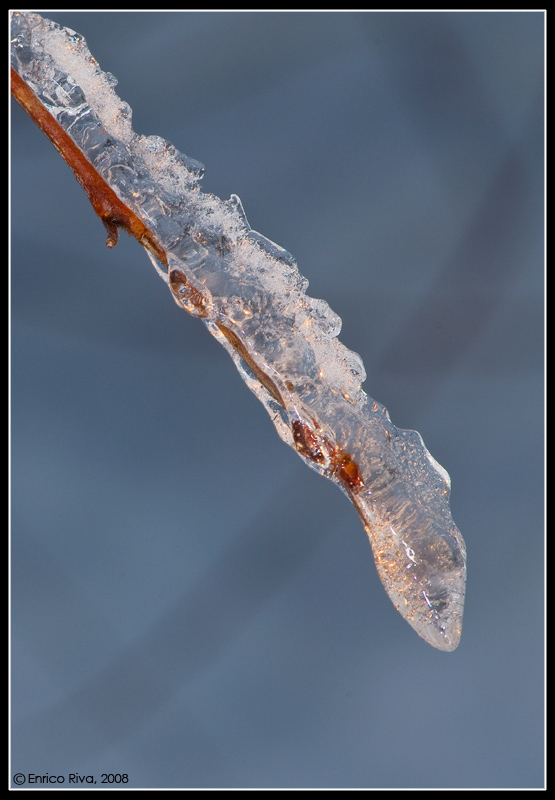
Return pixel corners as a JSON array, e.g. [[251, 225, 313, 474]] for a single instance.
[[11, 12, 466, 651]]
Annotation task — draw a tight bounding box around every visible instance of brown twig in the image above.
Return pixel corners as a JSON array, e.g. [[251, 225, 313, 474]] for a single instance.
[[11, 64, 365, 500], [11, 66, 168, 269]]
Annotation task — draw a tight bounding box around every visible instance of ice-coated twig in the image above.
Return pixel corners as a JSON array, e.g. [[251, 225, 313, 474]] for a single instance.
[[11, 12, 466, 651]]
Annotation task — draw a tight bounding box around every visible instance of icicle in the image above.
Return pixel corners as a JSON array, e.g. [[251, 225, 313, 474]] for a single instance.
[[11, 12, 466, 650]]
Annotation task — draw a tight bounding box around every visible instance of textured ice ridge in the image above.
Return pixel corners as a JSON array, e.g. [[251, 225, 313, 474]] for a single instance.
[[11, 12, 466, 651]]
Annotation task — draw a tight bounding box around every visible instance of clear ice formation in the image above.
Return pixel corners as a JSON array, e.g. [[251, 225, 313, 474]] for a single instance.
[[11, 12, 466, 650]]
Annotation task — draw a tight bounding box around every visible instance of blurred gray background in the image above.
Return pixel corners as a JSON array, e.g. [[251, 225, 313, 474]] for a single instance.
[[11, 11, 544, 789]]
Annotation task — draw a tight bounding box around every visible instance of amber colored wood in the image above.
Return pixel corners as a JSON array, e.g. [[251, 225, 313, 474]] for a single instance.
[[11, 65, 365, 499], [11, 67, 168, 269]]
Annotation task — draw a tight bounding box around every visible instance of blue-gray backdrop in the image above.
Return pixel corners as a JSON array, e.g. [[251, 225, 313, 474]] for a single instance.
[[11, 11, 544, 789]]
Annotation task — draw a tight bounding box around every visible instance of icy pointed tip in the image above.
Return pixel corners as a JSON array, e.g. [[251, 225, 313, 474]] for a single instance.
[[374, 540, 466, 652], [384, 576, 465, 652], [406, 576, 466, 652], [417, 614, 463, 652]]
